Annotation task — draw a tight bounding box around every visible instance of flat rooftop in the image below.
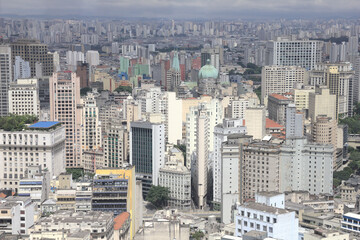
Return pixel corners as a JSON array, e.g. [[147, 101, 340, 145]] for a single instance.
[[29, 121, 61, 129]]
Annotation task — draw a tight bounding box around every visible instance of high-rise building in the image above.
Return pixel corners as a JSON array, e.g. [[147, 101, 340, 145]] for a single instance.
[[66, 51, 84, 68], [261, 66, 306, 104], [13, 56, 30, 81], [201, 46, 223, 70], [0, 45, 12, 116], [285, 104, 304, 139], [266, 39, 322, 70], [103, 121, 128, 168], [81, 91, 102, 152], [0, 121, 65, 191], [309, 86, 337, 122], [213, 119, 247, 205], [130, 121, 165, 196], [11, 40, 53, 77], [267, 94, 293, 126], [76, 62, 89, 88], [92, 167, 138, 239], [8, 78, 40, 117], [280, 138, 333, 195], [221, 134, 252, 224], [244, 106, 266, 140], [309, 63, 354, 117], [86, 50, 100, 67], [166, 52, 181, 91], [192, 109, 209, 209], [49, 72, 83, 168]]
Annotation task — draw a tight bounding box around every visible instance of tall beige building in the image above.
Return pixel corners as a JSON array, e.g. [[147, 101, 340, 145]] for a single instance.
[[309, 86, 337, 122], [8, 78, 40, 117], [240, 141, 281, 203], [103, 121, 128, 168], [292, 86, 315, 111], [50, 72, 83, 168], [244, 106, 266, 140], [261, 66, 306, 104], [312, 115, 337, 147]]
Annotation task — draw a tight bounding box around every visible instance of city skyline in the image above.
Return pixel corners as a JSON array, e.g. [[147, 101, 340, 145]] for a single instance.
[[1, 0, 360, 19]]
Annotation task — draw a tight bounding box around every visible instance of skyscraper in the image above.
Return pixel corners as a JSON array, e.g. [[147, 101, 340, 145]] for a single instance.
[[13, 56, 30, 81], [11, 40, 53, 77], [285, 104, 304, 139], [130, 121, 165, 197], [49, 72, 83, 168], [266, 39, 322, 70], [0, 45, 12, 116]]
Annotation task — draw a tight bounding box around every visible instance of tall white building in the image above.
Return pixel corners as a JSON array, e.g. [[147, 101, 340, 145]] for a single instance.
[[13, 56, 31, 81], [285, 104, 303, 139], [66, 51, 84, 67], [86, 50, 100, 67], [0, 121, 65, 191], [235, 192, 298, 240], [191, 109, 209, 209], [0, 45, 12, 116], [261, 65, 306, 104], [81, 91, 102, 152], [8, 78, 40, 117], [266, 39, 322, 70], [186, 99, 223, 169], [280, 138, 333, 195], [213, 119, 247, 204]]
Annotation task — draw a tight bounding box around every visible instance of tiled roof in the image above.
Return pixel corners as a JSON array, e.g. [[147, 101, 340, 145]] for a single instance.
[[114, 212, 130, 230], [266, 118, 284, 129]]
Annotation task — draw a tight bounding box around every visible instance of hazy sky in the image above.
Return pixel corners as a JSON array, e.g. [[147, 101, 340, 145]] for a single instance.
[[0, 0, 359, 19]]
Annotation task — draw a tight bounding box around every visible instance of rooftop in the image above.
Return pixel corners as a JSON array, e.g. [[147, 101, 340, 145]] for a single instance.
[[29, 121, 61, 129], [270, 93, 291, 101], [266, 118, 284, 129], [114, 212, 130, 230], [241, 202, 289, 215]]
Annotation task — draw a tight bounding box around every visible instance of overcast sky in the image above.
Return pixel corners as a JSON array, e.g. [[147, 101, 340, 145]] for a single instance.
[[0, 0, 359, 19]]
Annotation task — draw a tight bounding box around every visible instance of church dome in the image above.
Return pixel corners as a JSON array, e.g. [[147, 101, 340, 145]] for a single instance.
[[198, 59, 219, 79]]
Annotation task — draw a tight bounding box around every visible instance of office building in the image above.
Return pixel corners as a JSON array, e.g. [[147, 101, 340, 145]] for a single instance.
[[130, 121, 165, 196], [221, 134, 252, 224], [82, 150, 104, 172], [309, 87, 337, 122], [0, 45, 12, 116], [49, 72, 83, 168], [266, 39, 322, 70], [261, 65, 306, 104], [213, 119, 247, 205], [11, 40, 54, 77], [191, 109, 209, 209], [241, 141, 282, 203], [159, 160, 191, 210], [29, 210, 114, 240], [226, 94, 260, 119], [285, 104, 304, 139], [103, 121, 128, 168], [292, 86, 315, 112], [235, 192, 299, 240], [86, 50, 100, 67], [280, 138, 333, 195], [13, 56, 30, 81], [186, 99, 223, 169], [76, 62, 90, 88], [82, 91, 102, 152], [0, 121, 65, 191], [93, 167, 138, 239], [341, 213, 360, 235], [244, 106, 266, 140], [267, 94, 293, 126], [8, 78, 40, 117], [75, 182, 92, 212], [66, 51, 84, 69]]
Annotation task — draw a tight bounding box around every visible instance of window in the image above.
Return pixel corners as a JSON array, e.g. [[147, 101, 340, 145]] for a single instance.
[[266, 216, 270, 222], [273, 218, 277, 223], [269, 227, 273, 233], [244, 221, 247, 227], [250, 222, 254, 228], [263, 225, 267, 231]]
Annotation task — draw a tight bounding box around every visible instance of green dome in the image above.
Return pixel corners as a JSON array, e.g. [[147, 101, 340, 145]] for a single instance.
[[198, 59, 218, 79]]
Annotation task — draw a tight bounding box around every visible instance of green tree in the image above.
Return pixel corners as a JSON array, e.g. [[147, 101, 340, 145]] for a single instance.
[[191, 231, 205, 240], [114, 86, 132, 93], [66, 168, 84, 180], [146, 185, 170, 209], [80, 87, 92, 96]]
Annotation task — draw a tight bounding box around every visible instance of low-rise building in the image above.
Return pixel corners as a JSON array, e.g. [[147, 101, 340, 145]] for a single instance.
[[29, 210, 114, 240], [303, 228, 349, 240]]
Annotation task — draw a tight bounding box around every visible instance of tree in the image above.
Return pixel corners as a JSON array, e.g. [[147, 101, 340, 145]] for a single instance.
[[146, 185, 170, 209], [66, 168, 84, 180], [191, 231, 205, 240], [114, 86, 132, 93], [80, 87, 92, 96]]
